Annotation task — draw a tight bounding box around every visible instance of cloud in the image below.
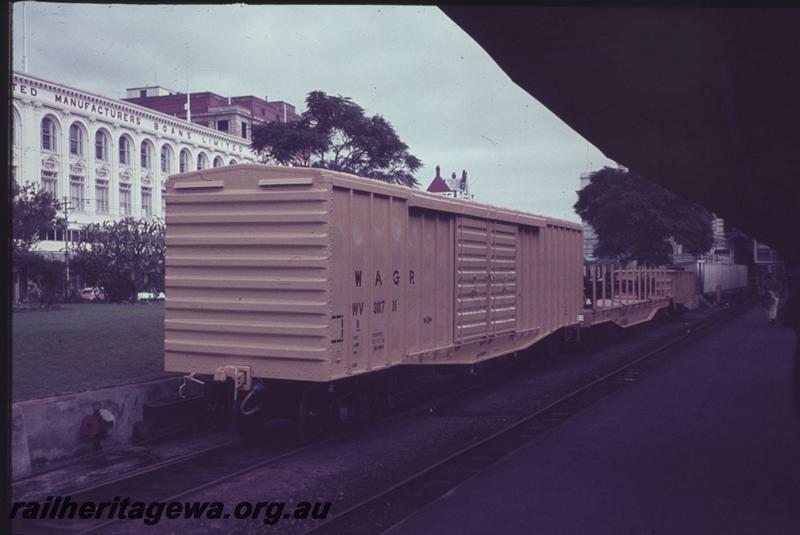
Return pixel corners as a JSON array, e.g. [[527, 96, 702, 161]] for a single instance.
[[12, 3, 616, 221]]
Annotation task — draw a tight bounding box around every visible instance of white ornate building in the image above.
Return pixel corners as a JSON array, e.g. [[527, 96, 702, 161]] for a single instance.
[[11, 71, 258, 259], [578, 172, 599, 262]]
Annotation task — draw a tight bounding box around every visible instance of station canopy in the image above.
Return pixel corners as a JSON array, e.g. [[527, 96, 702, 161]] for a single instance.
[[441, 7, 800, 262]]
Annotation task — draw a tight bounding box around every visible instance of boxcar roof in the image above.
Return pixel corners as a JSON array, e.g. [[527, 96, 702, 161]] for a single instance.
[[167, 164, 582, 232]]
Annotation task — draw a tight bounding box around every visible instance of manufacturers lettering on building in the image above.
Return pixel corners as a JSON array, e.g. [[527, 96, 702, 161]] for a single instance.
[[54, 93, 143, 126], [13, 78, 248, 154]]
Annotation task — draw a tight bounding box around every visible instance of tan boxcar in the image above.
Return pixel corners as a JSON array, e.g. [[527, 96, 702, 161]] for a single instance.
[[164, 164, 584, 384]]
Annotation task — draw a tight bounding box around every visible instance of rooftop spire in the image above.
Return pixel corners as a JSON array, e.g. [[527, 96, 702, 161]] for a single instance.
[[427, 164, 452, 193]]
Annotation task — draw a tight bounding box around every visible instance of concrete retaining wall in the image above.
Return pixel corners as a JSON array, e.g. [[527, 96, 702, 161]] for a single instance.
[[11, 376, 182, 480]]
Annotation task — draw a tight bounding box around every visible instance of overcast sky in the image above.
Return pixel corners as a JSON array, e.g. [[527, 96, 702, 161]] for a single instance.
[[11, 3, 617, 222]]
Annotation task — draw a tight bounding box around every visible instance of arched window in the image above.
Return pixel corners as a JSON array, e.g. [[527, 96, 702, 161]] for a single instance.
[[141, 140, 153, 170], [179, 149, 191, 173], [213, 156, 224, 168], [119, 136, 131, 165], [229, 159, 237, 166], [69, 124, 85, 157], [160, 145, 173, 174], [197, 153, 208, 171], [95, 130, 109, 161], [41, 117, 57, 151]]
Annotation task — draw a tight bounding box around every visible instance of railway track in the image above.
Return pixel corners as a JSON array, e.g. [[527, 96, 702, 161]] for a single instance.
[[303, 302, 748, 535], [11, 303, 746, 535], [11, 419, 211, 491], [10, 363, 496, 535], [12, 438, 278, 535]]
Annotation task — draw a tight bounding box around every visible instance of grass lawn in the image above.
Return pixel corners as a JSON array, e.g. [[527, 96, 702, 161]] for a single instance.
[[12, 302, 176, 402]]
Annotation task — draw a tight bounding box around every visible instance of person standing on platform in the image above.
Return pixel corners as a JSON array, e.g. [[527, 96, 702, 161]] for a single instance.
[[766, 273, 782, 323]]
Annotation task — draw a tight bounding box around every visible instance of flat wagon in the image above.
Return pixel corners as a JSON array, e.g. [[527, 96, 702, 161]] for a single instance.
[[164, 164, 583, 385]]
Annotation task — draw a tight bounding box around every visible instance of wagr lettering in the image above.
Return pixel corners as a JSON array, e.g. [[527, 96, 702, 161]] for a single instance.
[[354, 269, 415, 287]]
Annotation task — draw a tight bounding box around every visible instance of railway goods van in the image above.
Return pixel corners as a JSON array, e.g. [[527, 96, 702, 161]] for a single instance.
[[698, 262, 749, 295], [164, 165, 584, 392]]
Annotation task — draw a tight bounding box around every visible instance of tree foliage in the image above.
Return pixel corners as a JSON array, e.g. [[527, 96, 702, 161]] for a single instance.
[[12, 181, 64, 258], [72, 218, 166, 302], [251, 91, 421, 187], [12, 182, 67, 304], [15, 251, 66, 305], [574, 166, 713, 265]]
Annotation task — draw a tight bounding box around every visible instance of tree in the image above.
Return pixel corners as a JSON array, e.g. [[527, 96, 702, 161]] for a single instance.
[[72, 218, 165, 302], [575, 166, 713, 265], [12, 181, 64, 258], [12, 181, 67, 304], [15, 251, 65, 305], [251, 91, 422, 187]]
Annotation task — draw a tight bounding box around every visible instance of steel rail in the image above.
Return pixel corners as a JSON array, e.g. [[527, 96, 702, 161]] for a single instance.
[[14, 301, 748, 535], [303, 302, 749, 535], [10, 420, 199, 487], [74, 374, 500, 535], [12, 368, 493, 535]]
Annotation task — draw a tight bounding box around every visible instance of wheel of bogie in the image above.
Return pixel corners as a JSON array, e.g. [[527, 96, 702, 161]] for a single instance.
[[359, 390, 385, 423], [468, 362, 487, 379], [296, 384, 329, 443], [338, 389, 380, 427], [332, 392, 360, 430], [668, 299, 678, 316]]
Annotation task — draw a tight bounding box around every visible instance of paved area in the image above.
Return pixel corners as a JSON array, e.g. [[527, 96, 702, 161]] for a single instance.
[[393, 306, 800, 535]]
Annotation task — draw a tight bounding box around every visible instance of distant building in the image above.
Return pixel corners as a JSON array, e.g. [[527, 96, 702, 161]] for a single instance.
[[751, 240, 786, 284], [696, 215, 734, 264], [712, 216, 726, 249], [124, 88, 300, 140], [578, 172, 599, 262], [11, 71, 257, 295], [425, 165, 473, 200], [753, 240, 783, 265]]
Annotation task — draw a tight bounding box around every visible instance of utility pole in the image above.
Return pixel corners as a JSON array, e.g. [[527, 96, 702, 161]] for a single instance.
[[63, 196, 71, 297], [22, 3, 28, 72], [185, 43, 191, 122]]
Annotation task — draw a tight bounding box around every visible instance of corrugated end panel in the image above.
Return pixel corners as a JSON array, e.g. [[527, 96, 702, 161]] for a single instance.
[[163, 169, 332, 382]]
